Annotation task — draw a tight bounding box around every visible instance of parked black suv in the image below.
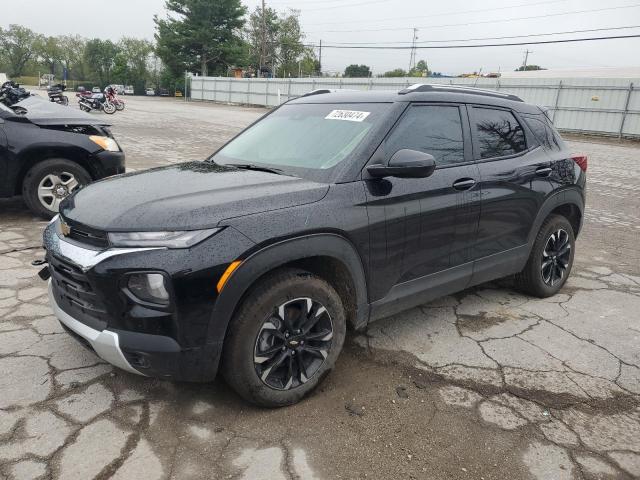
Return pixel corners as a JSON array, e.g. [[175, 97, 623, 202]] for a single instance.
[[42, 85, 586, 406], [0, 96, 125, 218]]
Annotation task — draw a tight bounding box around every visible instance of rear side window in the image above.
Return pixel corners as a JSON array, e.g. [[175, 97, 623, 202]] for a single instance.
[[473, 107, 527, 159], [385, 105, 465, 166], [524, 115, 563, 151]]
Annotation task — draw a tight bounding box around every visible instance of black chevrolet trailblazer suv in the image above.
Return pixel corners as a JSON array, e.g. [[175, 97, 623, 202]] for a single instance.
[[42, 85, 586, 407]]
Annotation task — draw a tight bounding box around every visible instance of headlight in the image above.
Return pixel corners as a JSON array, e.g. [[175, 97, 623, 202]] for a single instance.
[[127, 273, 169, 304], [108, 228, 221, 248], [89, 135, 120, 152]]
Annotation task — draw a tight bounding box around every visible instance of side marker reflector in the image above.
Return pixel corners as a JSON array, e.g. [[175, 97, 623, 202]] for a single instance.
[[217, 260, 242, 293]]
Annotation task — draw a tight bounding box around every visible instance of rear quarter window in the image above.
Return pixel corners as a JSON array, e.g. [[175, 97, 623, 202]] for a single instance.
[[523, 115, 564, 151]]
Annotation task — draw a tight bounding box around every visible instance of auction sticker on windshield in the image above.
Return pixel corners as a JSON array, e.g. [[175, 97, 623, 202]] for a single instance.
[[325, 110, 371, 122]]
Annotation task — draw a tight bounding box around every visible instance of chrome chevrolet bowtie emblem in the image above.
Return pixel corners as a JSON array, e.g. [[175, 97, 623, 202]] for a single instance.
[[60, 220, 71, 237]]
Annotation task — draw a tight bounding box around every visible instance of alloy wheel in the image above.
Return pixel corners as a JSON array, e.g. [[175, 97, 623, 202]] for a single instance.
[[37, 172, 79, 212], [254, 297, 334, 390], [541, 228, 571, 286]]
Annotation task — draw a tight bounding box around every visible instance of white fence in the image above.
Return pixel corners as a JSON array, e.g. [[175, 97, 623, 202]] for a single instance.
[[190, 76, 640, 138]]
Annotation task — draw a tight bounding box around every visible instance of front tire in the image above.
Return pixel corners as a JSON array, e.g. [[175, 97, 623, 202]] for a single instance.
[[102, 102, 116, 114], [222, 268, 346, 407], [515, 214, 575, 297], [22, 159, 91, 219]]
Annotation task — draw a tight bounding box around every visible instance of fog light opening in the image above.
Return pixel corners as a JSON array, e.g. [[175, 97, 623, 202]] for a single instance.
[[127, 273, 170, 304]]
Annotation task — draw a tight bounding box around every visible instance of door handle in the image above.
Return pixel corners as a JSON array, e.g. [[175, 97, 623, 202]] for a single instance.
[[536, 166, 552, 177], [452, 178, 476, 191]]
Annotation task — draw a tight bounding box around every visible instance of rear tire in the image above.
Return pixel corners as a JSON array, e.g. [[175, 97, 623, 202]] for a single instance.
[[515, 214, 575, 298], [22, 158, 91, 219], [222, 268, 346, 407]]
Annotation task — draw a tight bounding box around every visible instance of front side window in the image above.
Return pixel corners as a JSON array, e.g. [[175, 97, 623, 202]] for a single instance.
[[473, 107, 527, 159], [213, 102, 390, 176], [385, 105, 465, 165]]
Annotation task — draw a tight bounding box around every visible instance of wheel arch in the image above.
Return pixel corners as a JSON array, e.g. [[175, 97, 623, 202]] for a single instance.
[[207, 233, 370, 347], [15, 146, 97, 195], [527, 189, 584, 247]]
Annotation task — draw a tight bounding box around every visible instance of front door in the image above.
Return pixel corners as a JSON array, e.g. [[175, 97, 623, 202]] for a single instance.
[[363, 103, 481, 318]]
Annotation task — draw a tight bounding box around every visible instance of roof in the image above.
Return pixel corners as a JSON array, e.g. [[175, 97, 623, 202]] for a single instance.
[[288, 84, 541, 114]]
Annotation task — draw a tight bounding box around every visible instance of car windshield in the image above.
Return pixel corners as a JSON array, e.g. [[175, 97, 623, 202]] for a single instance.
[[213, 103, 390, 175]]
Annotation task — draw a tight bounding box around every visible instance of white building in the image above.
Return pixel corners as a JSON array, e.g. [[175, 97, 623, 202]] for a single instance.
[[500, 67, 640, 79]]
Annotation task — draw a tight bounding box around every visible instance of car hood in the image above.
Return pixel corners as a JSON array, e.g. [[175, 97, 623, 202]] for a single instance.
[[15, 95, 110, 126], [60, 162, 330, 231]]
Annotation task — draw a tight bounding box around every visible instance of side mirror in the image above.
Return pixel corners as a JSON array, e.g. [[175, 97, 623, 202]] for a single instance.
[[367, 149, 437, 179]]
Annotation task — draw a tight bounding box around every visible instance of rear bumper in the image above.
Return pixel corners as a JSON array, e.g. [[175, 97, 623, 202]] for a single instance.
[[48, 280, 143, 376]]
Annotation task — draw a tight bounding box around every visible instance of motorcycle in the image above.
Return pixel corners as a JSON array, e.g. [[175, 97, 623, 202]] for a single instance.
[[0, 81, 32, 107], [105, 87, 125, 111], [47, 83, 69, 106], [76, 87, 116, 114]]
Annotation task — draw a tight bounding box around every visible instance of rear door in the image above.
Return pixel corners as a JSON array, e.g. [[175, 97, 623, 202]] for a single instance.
[[0, 118, 8, 195], [469, 105, 555, 283], [364, 103, 481, 317]]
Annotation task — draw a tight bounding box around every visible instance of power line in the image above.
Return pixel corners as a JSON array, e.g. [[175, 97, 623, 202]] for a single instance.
[[307, 25, 640, 46], [303, 0, 571, 27], [306, 4, 640, 33], [287, 0, 393, 12], [303, 34, 640, 49]]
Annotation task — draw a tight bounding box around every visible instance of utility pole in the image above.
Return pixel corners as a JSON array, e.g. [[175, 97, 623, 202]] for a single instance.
[[522, 49, 533, 71], [408, 28, 418, 72], [260, 0, 266, 77], [318, 39, 322, 77]]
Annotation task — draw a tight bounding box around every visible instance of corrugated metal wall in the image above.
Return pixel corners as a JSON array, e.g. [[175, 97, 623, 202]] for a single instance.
[[189, 76, 639, 138]]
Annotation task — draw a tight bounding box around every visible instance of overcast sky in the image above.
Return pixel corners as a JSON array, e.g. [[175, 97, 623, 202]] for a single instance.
[[3, 0, 640, 75]]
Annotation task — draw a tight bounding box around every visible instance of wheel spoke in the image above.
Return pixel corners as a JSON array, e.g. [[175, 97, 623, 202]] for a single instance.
[[255, 297, 333, 390], [296, 353, 308, 384], [302, 345, 328, 359], [260, 350, 289, 383], [305, 329, 333, 342]]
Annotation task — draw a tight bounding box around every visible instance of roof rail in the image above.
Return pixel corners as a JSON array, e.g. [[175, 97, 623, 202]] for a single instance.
[[398, 83, 523, 102], [301, 88, 345, 97]]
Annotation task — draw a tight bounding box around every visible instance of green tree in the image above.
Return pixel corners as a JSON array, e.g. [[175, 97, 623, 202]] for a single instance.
[[245, 7, 308, 77], [35, 36, 63, 75], [298, 49, 320, 76], [58, 35, 88, 80], [276, 10, 305, 77], [154, 0, 247, 78], [113, 38, 154, 92], [516, 65, 545, 71], [344, 64, 371, 78], [0, 25, 40, 77], [246, 5, 279, 71], [382, 68, 407, 77], [84, 39, 119, 86]]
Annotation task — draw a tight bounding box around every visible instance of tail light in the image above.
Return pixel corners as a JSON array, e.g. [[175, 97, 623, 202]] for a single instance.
[[572, 155, 588, 172]]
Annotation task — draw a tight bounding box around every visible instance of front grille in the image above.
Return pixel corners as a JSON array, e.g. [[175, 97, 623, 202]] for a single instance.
[[49, 254, 108, 331], [65, 220, 109, 248]]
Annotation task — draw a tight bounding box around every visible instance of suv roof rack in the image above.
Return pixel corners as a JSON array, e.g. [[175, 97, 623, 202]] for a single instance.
[[301, 88, 349, 98], [398, 83, 523, 102]]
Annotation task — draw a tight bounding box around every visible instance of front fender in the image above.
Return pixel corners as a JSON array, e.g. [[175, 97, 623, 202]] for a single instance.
[[206, 233, 370, 347]]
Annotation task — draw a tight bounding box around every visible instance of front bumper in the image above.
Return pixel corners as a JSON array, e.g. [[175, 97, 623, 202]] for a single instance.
[[92, 149, 125, 179], [48, 280, 143, 376]]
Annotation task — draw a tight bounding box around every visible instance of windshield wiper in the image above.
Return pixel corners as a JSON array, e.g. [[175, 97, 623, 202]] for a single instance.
[[228, 163, 284, 175]]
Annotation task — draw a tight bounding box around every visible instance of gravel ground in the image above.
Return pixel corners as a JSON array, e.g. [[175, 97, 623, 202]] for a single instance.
[[0, 94, 639, 480]]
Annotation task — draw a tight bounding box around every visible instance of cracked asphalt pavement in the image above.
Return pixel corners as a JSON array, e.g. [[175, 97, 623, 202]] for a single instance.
[[1, 95, 639, 480]]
